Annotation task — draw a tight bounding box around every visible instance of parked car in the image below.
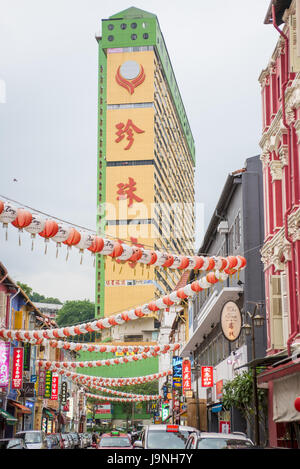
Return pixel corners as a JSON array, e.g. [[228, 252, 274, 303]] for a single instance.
[[85, 433, 93, 447], [67, 433, 75, 449], [61, 433, 71, 449], [185, 432, 254, 449], [45, 433, 63, 449], [16, 430, 47, 450], [69, 432, 80, 449], [133, 424, 198, 449], [98, 431, 132, 449], [0, 438, 27, 449]]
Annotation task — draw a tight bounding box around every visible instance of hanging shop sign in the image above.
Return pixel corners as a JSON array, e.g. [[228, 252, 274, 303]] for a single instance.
[[219, 420, 231, 434], [172, 356, 183, 389], [95, 403, 111, 415], [61, 381, 68, 405], [51, 374, 59, 400], [12, 347, 23, 389], [201, 366, 213, 388], [0, 341, 10, 387], [220, 301, 242, 342], [23, 343, 31, 371], [38, 370, 46, 397], [182, 359, 191, 393], [216, 380, 224, 401], [44, 370, 52, 399], [21, 382, 35, 398]]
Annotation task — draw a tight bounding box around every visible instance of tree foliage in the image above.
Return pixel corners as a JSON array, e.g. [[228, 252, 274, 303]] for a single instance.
[[16, 282, 62, 304], [56, 299, 95, 326], [222, 370, 267, 425]]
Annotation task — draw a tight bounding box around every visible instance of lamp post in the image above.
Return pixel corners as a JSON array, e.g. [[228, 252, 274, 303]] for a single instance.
[[191, 357, 201, 431], [241, 303, 265, 447]]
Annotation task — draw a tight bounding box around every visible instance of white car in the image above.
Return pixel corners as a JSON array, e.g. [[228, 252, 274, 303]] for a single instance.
[[16, 430, 47, 449], [133, 424, 198, 449], [185, 431, 254, 449]]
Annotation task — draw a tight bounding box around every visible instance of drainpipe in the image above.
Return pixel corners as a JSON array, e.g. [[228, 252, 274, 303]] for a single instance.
[[272, 6, 299, 355]]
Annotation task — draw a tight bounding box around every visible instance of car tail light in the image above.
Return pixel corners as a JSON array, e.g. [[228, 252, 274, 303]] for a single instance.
[[166, 425, 179, 433]]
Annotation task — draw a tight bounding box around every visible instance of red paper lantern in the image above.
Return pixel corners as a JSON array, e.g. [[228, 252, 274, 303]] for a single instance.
[[178, 257, 189, 270], [148, 302, 159, 312], [162, 255, 174, 268], [39, 220, 59, 239], [176, 288, 188, 299], [191, 281, 203, 292], [193, 257, 205, 270], [88, 236, 104, 253], [109, 242, 123, 257], [0, 200, 4, 215], [146, 251, 158, 265], [162, 296, 174, 306], [227, 256, 238, 269], [63, 228, 81, 246], [207, 257, 216, 271], [11, 209, 32, 229], [128, 247, 142, 263], [206, 272, 218, 284], [294, 397, 300, 412]]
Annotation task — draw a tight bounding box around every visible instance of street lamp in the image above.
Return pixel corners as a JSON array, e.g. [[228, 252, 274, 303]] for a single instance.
[[241, 303, 265, 447], [191, 357, 201, 431]]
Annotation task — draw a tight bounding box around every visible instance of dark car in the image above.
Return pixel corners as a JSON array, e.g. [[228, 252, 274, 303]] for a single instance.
[[61, 433, 71, 449], [0, 438, 27, 449]]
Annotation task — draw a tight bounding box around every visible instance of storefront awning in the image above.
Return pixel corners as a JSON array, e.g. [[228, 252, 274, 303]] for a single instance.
[[0, 408, 18, 424], [9, 401, 31, 414], [43, 408, 55, 420]]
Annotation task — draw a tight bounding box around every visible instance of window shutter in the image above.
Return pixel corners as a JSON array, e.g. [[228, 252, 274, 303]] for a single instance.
[[270, 276, 284, 349], [0, 291, 7, 328], [280, 272, 290, 345]]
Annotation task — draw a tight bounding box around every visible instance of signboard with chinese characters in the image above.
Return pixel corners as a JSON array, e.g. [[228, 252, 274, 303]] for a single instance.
[[51, 374, 59, 401], [12, 347, 23, 389], [38, 370, 46, 397], [220, 301, 242, 342], [95, 403, 111, 415], [219, 420, 231, 434], [0, 341, 10, 387], [182, 359, 191, 393], [61, 381, 68, 405], [201, 366, 213, 388], [23, 343, 31, 371], [172, 356, 183, 389], [216, 380, 224, 400], [44, 371, 52, 399]]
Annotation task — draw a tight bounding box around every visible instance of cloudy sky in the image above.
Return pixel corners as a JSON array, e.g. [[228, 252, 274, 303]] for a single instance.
[[0, 0, 279, 302]]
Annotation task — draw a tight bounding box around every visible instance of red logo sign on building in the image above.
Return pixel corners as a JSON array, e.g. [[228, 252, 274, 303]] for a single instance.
[[12, 347, 23, 389], [182, 359, 191, 392], [51, 374, 59, 400], [201, 366, 213, 388], [117, 177, 143, 207], [115, 120, 145, 150], [115, 61, 145, 95]]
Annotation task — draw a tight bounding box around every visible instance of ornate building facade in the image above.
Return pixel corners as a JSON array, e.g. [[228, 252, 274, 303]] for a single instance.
[[258, 0, 300, 448]]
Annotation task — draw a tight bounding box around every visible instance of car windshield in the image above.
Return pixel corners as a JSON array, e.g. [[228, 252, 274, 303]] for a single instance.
[[7, 439, 23, 449], [23, 433, 42, 443], [197, 438, 253, 449], [100, 437, 131, 447], [147, 430, 190, 449]]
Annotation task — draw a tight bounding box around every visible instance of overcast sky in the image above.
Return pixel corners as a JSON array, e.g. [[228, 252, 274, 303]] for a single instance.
[[0, 0, 279, 302]]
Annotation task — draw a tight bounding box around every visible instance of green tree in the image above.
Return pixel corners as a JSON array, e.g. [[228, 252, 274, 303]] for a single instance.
[[56, 299, 95, 327], [222, 370, 267, 428], [17, 282, 32, 297]]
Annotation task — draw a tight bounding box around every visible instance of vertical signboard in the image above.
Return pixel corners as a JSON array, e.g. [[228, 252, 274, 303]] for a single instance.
[[182, 359, 191, 393], [61, 381, 68, 405], [38, 370, 46, 397], [51, 374, 59, 401], [172, 356, 183, 389], [44, 371, 52, 399], [0, 341, 10, 387], [201, 366, 213, 388], [219, 420, 231, 434], [12, 347, 23, 389], [216, 380, 224, 400], [23, 343, 31, 371]]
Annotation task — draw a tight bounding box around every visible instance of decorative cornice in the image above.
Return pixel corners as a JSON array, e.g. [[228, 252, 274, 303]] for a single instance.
[[278, 144, 289, 167], [288, 207, 300, 242]]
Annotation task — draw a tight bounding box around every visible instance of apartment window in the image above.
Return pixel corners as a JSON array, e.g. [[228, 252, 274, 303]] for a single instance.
[[131, 34, 137, 40], [107, 24, 114, 31], [270, 275, 284, 349], [234, 212, 241, 249], [131, 22, 137, 29], [120, 23, 127, 30]]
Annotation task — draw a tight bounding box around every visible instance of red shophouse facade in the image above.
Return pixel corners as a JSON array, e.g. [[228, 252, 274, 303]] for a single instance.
[[258, 0, 300, 448]]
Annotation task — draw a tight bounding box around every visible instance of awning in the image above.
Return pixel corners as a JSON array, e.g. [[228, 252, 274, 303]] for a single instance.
[[273, 373, 300, 422], [43, 408, 55, 420], [235, 353, 288, 370], [9, 401, 31, 414], [211, 404, 223, 413], [0, 408, 18, 424]]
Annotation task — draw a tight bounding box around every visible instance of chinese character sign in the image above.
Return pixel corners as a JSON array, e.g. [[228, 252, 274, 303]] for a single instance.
[[172, 356, 183, 389], [182, 359, 191, 393], [12, 347, 23, 389], [0, 341, 10, 387], [38, 370, 46, 397], [116, 177, 143, 207], [115, 119, 145, 150], [201, 366, 213, 388], [44, 371, 52, 399], [51, 374, 59, 401]]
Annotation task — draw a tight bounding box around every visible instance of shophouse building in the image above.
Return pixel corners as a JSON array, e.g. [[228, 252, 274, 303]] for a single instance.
[[180, 156, 266, 441], [257, 0, 300, 448]]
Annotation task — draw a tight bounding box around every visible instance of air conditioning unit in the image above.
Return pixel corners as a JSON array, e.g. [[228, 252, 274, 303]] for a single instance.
[[217, 220, 229, 234]]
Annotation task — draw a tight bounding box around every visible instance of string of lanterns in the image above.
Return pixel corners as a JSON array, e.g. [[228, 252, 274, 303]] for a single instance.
[[78, 382, 160, 400], [0, 197, 246, 272], [38, 363, 172, 387], [0, 266, 246, 342], [86, 392, 159, 402], [38, 348, 174, 370]]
